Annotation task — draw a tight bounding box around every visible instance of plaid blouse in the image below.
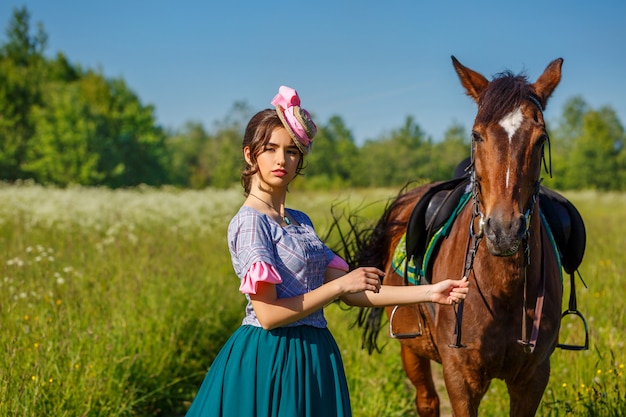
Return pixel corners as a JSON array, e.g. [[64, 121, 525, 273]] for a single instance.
[[228, 206, 336, 328]]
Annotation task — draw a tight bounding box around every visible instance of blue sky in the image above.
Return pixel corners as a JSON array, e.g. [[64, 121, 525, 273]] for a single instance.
[[2, 1, 625, 145]]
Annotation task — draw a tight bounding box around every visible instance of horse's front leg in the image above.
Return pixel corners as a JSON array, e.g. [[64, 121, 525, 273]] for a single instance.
[[400, 343, 440, 417], [506, 359, 550, 417], [441, 353, 490, 417]]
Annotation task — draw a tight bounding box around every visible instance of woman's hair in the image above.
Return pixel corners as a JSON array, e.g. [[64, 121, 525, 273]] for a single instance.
[[241, 109, 305, 194]]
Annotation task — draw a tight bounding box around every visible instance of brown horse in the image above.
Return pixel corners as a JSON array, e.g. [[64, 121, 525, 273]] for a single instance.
[[355, 56, 564, 416]]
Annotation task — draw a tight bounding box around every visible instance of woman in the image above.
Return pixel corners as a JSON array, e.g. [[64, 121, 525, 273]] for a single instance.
[[185, 86, 468, 417]]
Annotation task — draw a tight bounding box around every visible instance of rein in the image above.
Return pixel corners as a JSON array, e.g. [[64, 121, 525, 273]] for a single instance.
[[517, 182, 545, 353], [449, 171, 483, 348]]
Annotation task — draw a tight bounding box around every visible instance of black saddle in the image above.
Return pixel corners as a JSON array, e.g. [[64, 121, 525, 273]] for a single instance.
[[538, 187, 586, 275], [404, 177, 470, 283]]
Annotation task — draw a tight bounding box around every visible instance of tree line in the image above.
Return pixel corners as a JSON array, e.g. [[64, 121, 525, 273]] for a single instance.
[[1, 8, 625, 191]]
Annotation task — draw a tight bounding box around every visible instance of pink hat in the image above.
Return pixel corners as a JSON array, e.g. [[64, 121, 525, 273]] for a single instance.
[[271, 86, 317, 154]]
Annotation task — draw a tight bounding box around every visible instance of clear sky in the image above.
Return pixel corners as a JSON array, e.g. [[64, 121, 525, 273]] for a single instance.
[[2, 1, 625, 144]]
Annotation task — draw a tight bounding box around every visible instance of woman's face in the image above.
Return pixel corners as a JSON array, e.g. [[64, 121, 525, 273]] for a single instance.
[[245, 127, 301, 192]]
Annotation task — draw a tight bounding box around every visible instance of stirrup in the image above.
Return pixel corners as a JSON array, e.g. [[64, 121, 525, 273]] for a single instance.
[[389, 305, 423, 339], [557, 309, 589, 351]]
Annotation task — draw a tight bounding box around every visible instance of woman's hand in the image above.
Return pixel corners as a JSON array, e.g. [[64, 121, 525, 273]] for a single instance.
[[427, 277, 469, 305], [333, 267, 384, 296]]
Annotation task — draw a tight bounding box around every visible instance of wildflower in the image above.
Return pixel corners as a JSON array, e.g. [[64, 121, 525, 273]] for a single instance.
[[31, 376, 36, 381], [7, 258, 24, 266]]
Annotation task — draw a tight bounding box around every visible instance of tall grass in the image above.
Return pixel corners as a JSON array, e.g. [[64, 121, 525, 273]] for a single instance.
[[0, 182, 623, 416]]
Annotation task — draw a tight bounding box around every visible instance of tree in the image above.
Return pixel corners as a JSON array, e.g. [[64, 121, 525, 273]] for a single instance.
[[71, 72, 169, 187], [304, 115, 358, 188], [547, 96, 625, 191], [23, 83, 102, 184], [428, 122, 470, 181], [0, 7, 47, 180], [2, 6, 47, 65], [1, 8, 169, 187], [355, 116, 430, 187], [567, 106, 625, 190], [545, 96, 590, 189], [166, 103, 250, 189]]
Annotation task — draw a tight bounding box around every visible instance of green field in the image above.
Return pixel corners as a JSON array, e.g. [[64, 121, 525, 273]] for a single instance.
[[1, 183, 624, 416]]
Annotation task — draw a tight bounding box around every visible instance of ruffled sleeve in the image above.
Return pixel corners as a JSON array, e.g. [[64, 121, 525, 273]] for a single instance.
[[328, 254, 349, 272], [239, 261, 283, 294]]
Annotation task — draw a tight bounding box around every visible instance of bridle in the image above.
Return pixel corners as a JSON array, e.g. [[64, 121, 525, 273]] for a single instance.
[[450, 95, 550, 353]]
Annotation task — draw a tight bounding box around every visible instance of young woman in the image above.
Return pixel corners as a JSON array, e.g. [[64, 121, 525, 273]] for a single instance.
[[185, 86, 469, 417]]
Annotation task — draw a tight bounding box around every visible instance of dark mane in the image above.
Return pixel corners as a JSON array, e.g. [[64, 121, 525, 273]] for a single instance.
[[476, 71, 532, 124]]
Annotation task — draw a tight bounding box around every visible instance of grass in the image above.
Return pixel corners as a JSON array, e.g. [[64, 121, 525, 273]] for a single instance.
[[0, 182, 624, 416]]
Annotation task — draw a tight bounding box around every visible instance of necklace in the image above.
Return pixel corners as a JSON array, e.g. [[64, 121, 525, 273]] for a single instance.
[[248, 193, 291, 225]]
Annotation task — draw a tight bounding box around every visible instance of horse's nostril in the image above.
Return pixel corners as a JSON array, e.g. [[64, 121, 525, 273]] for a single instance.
[[484, 217, 492, 232]]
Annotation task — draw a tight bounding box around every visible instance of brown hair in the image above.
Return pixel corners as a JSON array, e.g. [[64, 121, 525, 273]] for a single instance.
[[241, 109, 305, 194]]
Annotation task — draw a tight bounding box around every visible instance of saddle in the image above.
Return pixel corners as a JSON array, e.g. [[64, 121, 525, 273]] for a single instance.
[[403, 177, 586, 283]]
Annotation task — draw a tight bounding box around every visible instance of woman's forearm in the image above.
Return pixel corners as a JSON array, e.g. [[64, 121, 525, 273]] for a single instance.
[[340, 284, 434, 307], [250, 280, 344, 330]]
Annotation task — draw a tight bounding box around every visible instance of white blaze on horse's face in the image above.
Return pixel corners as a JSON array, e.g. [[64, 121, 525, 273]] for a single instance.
[[498, 106, 523, 188]]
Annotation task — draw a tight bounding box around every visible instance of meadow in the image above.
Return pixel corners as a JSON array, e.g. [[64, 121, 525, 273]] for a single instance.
[[1, 182, 624, 416]]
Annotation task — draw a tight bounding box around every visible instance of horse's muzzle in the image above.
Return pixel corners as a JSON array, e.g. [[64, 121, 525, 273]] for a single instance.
[[484, 214, 526, 256]]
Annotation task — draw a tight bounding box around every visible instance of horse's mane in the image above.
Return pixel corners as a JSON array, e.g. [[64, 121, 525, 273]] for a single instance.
[[476, 71, 533, 124]]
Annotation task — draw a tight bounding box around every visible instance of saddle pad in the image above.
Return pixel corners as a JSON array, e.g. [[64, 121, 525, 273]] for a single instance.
[[391, 233, 421, 285]]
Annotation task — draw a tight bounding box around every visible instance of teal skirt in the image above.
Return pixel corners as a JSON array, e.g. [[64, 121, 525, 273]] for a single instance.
[[185, 324, 352, 417]]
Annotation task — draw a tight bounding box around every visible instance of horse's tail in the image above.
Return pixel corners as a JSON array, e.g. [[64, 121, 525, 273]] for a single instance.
[[327, 184, 416, 354]]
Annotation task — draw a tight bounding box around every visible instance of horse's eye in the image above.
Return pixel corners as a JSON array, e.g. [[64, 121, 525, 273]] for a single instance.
[[536, 134, 548, 147], [471, 131, 483, 143]]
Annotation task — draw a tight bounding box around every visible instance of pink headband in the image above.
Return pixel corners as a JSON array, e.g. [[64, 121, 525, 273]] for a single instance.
[[271, 86, 317, 154]]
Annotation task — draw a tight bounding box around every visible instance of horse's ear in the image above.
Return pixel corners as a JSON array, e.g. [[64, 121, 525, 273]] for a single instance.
[[532, 58, 563, 109], [451, 55, 489, 103]]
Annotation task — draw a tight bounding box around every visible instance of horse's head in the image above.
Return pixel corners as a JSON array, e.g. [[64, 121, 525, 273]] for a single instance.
[[452, 56, 563, 256]]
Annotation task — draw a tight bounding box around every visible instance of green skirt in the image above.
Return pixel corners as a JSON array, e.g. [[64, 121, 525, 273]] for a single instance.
[[185, 324, 352, 417]]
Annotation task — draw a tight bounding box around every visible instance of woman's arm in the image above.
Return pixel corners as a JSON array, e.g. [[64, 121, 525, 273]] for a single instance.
[[325, 267, 468, 308], [249, 266, 383, 330]]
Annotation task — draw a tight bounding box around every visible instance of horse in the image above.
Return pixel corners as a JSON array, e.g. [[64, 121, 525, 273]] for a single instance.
[[355, 56, 565, 416]]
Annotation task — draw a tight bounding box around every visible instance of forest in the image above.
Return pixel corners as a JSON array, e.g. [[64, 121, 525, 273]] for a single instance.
[[1, 7, 625, 191]]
